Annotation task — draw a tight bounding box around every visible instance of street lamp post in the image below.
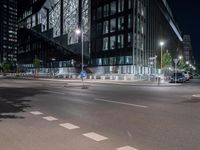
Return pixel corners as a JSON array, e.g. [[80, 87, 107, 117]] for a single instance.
[[75, 28, 84, 72], [160, 41, 164, 71], [76, 27, 87, 89], [51, 58, 56, 78]]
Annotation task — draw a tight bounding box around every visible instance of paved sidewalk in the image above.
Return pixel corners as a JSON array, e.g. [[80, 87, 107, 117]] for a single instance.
[[35, 78, 181, 86], [1, 76, 182, 86]]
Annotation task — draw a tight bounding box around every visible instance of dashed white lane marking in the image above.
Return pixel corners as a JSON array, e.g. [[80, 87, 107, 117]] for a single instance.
[[45, 90, 65, 95], [43, 116, 58, 121], [30, 111, 43, 115], [192, 94, 200, 98], [117, 146, 139, 150], [83, 132, 108, 142], [95, 98, 148, 108], [60, 123, 80, 130]]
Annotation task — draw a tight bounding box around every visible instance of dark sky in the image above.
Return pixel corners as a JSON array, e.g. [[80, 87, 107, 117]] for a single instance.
[[167, 0, 200, 64]]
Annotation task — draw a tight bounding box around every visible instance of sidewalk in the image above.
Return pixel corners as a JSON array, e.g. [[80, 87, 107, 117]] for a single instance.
[[2, 75, 182, 86], [36, 78, 181, 87]]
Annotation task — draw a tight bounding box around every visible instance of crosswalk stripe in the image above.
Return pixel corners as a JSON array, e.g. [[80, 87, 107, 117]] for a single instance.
[[117, 146, 139, 150], [83, 132, 108, 142], [30, 111, 43, 115], [60, 123, 80, 130], [43, 116, 58, 121]]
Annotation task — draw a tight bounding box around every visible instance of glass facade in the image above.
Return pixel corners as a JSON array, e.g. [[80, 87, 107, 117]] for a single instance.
[[0, 0, 18, 64], [17, 0, 184, 75], [91, 0, 184, 74]]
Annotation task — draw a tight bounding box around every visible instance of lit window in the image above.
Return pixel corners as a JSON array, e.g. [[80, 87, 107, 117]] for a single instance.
[[103, 21, 109, 34], [110, 36, 116, 50], [118, 0, 124, 13], [110, 18, 116, 33], [104, 4, 109, 17], [103, 37, 109, 51], [110, 1, 116, 15], [118, 17, 124, 30], [118, 34, 124, 49]]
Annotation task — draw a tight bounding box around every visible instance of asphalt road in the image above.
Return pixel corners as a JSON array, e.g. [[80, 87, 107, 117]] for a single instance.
[[0, 78, 200, 150]]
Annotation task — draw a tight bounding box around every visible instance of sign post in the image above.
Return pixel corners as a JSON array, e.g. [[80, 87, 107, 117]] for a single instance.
[[80, 70, 87, 89]]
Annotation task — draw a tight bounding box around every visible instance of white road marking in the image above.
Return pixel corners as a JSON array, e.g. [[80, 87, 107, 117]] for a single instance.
[[60, 123, 80, 130], [83, 132, 108, 142], [94, 98, 148, 108], [192, 94, 200, 98], [30, 111, 43, 115], [45, 90, 65, 95], [117, 146, 139, 150], [43, 116, 58, 121]]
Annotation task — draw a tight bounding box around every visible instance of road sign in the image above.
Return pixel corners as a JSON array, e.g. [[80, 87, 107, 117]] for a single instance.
[[80, 70, 87, 78], [173, 59, 179, 65]]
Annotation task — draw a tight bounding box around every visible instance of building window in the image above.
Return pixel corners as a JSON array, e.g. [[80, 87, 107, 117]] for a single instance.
[[110, 57, 116, 65], [103, 21, 109, 34], [117, 56, 125, 65], [118, 0, 124, 13], [118, 16, 124, 30], [103, 37, 109, 51], [92, 9, 96, 20], [125, 56, 133, 64], [128, 14, 133, 28], [96, 58, 102, 65], [96, 38, 102, 52], [110, 18, 116, 33], [110, 1, 116, 15], [128, 0, 133, 9], [104, 4, 109, 17], [103, 58, 109, 65], [97, 23, 102, 35], [128, 33, 132, 47], [118, 34, 124, 49], [110, 36, 116, 50], [97, 7, 102, 19]]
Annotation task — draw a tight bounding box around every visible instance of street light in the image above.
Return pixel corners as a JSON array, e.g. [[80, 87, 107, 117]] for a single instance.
[[179, 56, 183, 60], [75, 28, 84, 72], [159, 41, 164, 70], [51, 58, 56, 78], [75, 27, 87, 89]]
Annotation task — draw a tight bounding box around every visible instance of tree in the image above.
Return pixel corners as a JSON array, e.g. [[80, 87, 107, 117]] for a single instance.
[[33, 57, 41, 79], [162, 50, 172, 68], [177, 58, 185, 70], [2, 61, 12, 73]]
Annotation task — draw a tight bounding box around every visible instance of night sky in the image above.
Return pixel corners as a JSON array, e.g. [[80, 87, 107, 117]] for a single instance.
[[168, 0, 200, 65]]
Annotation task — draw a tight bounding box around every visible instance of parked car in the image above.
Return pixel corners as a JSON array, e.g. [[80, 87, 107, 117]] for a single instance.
[[170, 73, 186, 83], [183, 71, 190, 81]]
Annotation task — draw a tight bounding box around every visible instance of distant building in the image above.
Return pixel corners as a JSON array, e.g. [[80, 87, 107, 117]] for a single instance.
[[90, 0, 184, 74], [183, 35, 195, 64], [17, 0, 89, 73], [17, 0, 184, 75], [0, 0, 18, 65]]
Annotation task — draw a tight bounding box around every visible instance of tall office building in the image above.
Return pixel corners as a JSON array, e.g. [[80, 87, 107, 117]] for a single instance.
[[17, 0, 89, 73], [17, 0, 183, 75], [90, 0, 183, 74], [183, 35, 195, 64], [0, 0, 18, 65]]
